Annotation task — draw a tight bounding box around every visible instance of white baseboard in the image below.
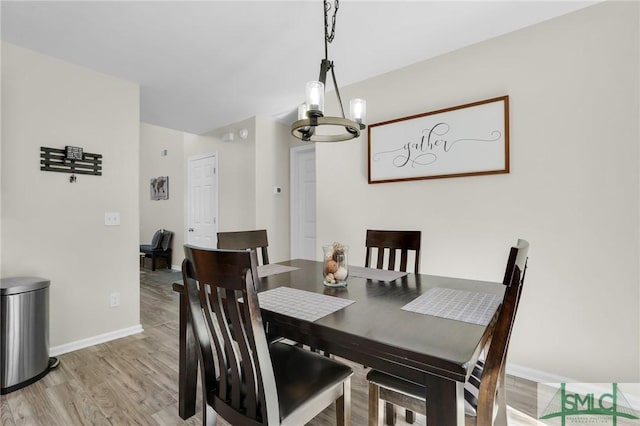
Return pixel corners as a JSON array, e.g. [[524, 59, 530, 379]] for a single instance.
[[50, 324, 144, 357], [171, 264, 180, 271], [506, 362, 577, 384], [507, 363, 640, 409]]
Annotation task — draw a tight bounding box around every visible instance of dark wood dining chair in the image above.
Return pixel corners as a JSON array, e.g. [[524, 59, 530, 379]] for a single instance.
[[364, 229, 422, 422], [367, 239, 529, 426], [182, 245, 353, 426], [365, 230, 421, 274], [217, 229, 270, 265]]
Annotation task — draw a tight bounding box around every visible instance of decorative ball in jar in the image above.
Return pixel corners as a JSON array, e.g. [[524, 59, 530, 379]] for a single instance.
[[323, 242, 349, 287]]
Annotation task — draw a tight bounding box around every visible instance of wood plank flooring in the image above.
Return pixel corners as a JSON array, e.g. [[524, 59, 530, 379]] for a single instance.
[[1, 268, 541, 425]]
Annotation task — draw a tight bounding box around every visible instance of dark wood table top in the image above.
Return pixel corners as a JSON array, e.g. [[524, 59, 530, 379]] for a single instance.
[[172, 258, 504, 424], [250, 259, 502, 384]]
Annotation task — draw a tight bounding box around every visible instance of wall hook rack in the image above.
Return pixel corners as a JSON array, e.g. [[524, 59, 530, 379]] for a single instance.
[[40, 146, 102, 179]]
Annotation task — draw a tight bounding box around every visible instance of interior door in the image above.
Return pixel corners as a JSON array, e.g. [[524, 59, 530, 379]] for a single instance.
[[187, 153, 218, 248], [290, 146, 316, 260]]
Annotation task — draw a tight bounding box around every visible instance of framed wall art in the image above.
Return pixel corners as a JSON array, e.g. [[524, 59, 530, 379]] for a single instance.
[[150, 176, 169, 200], [368, 96, 509, 184]]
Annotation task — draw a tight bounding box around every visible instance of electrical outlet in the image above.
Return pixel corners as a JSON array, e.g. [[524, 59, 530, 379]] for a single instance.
[[110, 292, 120, 308], [104, 212, 120, 226]]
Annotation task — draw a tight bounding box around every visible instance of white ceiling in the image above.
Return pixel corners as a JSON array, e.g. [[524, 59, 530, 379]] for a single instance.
[[1, 1, 599, 135]]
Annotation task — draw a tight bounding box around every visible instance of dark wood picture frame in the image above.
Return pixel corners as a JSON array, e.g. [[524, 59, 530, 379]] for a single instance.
[[368, 96, 509, 184]]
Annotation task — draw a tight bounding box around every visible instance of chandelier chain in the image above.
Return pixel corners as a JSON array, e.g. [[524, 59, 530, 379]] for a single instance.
[[325, 0, 339, 43]]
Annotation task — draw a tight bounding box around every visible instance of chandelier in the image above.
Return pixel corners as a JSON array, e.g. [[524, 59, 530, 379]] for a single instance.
[[291, 0, 366, 142]]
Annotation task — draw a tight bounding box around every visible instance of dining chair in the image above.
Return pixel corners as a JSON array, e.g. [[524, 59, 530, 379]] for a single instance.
[[367, 239, 529, 426], [365, 230, 421, 274], [364, 229, 422, 422], [182, 245, 353, 426], [217, 229, 270, 265]]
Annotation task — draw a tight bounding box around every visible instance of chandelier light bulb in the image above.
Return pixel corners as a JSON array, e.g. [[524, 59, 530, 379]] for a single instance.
[[305, 81, 325, 114], [350, 99, 366, 124], [297, 103, 308, 120]]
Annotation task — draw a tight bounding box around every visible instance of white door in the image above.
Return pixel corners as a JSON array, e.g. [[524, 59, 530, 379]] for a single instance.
[[187, 153, 218, 248], [290, 146, 316, 260]]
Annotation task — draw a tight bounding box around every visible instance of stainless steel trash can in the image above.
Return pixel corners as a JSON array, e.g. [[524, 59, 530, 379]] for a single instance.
[[1, 277, 58, 394]]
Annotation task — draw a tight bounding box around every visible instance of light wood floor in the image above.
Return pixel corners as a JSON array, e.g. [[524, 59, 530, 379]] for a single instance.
[[1, 268, 541, 425]]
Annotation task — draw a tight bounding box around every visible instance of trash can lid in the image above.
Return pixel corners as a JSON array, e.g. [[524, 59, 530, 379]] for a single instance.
[[1, 277, 50, 295]]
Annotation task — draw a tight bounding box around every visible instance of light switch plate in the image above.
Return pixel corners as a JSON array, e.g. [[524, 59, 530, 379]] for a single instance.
[[104, 212, 120, 226]]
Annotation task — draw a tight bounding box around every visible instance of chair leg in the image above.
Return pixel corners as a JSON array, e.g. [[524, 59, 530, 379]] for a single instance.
[[494, 369, 508, 426], [202, 401, 217, 426], [336, 377, 351, 426], [385, 402, 396, 426], [405, 409, 415, 424], [368, 382, 380, 426], [151, 253, 157, 271]]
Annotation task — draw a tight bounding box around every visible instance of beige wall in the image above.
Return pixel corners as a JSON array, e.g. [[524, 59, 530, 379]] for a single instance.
[[178, 117, 293, 263], [8, 0, 633, 381], [317, 1, 639, 382], [1, 43, 141, 348], [183, 118, 257, 245], [139, 123, 185, 269], [254, 116, 292, 262]]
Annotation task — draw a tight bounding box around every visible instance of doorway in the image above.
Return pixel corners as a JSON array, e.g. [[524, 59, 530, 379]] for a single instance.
[[187, 153, 218, 248], [290, 145, 317, 260]]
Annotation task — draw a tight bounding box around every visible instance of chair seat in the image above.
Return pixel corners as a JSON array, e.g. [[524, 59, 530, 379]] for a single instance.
[[270, 342, 353, 421], [366, 369, 477, 417], [139, 244, 157, 253]]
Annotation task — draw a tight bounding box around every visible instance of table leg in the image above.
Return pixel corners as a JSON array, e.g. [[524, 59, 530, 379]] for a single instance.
[[178, 287, 198, 419], [424, 376, 465, 426]]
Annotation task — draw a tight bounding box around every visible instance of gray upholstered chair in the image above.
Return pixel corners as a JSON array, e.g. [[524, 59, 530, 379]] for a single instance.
[[140, 229, 173, 270]]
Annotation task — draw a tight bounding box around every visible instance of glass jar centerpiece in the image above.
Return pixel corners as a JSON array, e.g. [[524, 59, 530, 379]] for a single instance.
[[323, 242, 348, 287]]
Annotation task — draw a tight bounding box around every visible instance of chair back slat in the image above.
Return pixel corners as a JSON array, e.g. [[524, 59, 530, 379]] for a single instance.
[[181, 260, 219, 411], [205, 287, 231, 402], [376, 247, 386, 269], [183, 246, 279, 425], [218, 229, 270, 265], [399, 251, 408, 272], [365, 230, 421, 273]]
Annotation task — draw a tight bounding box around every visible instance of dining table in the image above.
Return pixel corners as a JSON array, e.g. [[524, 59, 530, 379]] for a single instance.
[[172, 258, 504, 426]]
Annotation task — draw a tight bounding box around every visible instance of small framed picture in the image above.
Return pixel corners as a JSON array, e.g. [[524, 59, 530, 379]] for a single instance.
[[150, 176, 169, 200]]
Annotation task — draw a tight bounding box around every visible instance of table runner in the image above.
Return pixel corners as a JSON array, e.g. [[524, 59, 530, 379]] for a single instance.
[[401, 287, 501, 326], [349, 265, 407, 282], [257, 264, 299, 278], [257, 286, 354, 322]]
